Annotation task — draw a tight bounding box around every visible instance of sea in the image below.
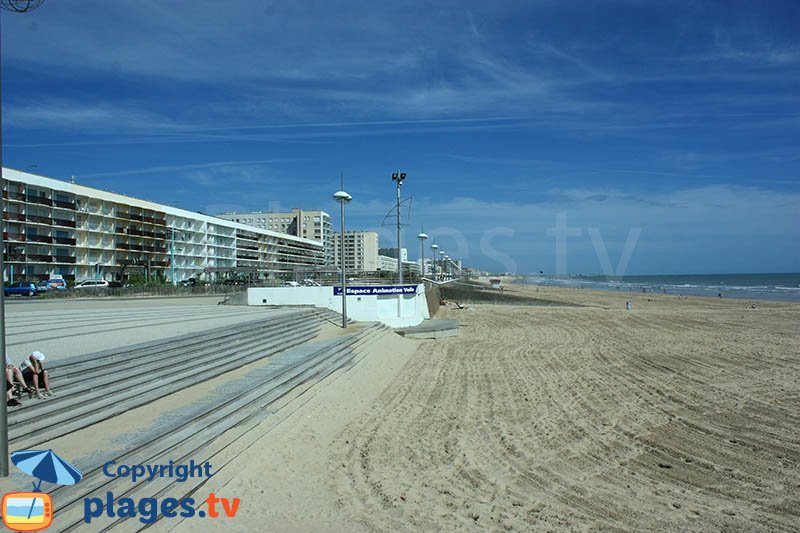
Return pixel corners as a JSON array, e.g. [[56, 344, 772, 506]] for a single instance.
[[523, 273, 800, 302]]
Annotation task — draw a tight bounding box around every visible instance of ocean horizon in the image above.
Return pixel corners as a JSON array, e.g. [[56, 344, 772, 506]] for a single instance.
[[523, 272, 800, 302]]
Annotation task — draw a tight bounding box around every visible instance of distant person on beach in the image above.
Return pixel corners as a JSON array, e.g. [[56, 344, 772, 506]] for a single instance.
[[20, 351, 54, 399], [626, 301, 632, 311]]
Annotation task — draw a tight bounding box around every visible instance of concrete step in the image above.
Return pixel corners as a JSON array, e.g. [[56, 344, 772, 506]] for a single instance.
[[10, 312, 324, 447], [9, 311, 315, 422], [47, 324, 388, 531]]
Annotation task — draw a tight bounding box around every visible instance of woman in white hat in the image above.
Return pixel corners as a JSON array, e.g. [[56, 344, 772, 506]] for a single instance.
[[20, 351, 53, 399]]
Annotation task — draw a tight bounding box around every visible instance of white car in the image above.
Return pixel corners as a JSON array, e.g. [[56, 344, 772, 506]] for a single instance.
[[74, 279, 110, 289]]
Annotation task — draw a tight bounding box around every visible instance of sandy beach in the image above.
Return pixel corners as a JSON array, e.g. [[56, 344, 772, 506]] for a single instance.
[[175, 283, 800, 532]]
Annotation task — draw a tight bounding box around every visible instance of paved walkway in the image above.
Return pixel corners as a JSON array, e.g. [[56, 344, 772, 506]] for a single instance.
[[3, 296, 284, 362]]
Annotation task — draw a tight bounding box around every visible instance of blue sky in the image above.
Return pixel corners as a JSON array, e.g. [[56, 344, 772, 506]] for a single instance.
[[2, 0, 798, 275]]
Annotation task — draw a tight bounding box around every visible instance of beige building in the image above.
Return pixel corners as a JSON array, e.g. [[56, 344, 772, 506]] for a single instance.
[[216, 208, 333, 265], [1, 169, 324, 284], [332, 231, 379, 273]]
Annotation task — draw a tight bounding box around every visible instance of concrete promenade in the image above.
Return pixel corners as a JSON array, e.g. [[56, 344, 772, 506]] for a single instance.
[[3, 295, 271, 362]]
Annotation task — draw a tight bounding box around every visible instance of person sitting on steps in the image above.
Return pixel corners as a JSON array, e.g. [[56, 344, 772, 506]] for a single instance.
[[20, 351, 54, 399], [6, 355, 29, 405]]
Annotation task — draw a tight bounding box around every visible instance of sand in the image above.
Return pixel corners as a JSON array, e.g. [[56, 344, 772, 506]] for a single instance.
[[9, 286, 798, 531], [325, 285, 800, 531]]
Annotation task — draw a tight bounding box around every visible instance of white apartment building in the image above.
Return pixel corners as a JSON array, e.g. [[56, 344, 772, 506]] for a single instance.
[[332, 231, 379, 273], [2, 169, 324, 284], [378, 247, 408, 262], [216, 208, 333, 265], [378, 254, 422, 277]]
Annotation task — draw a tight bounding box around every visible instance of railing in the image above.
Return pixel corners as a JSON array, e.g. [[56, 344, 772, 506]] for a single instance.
[[53, 199, 77, 210], [53, 256, 77, 264], [27, 214, 53, 224], [3, 232, 26, 241], [53, 218, 77, 228], [27, 196, 53, 207], [26, 254, 52, 263], [27, 234, 53, 244], [3, 212, 26, 222], [3, 254, 25, 262], [3, 191, 26, 201], [118, 212, 144, 222], [54, 237, 77, 245]]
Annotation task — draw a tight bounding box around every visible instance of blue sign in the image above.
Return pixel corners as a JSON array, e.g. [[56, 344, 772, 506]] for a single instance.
[[333, 285, 417, 296]]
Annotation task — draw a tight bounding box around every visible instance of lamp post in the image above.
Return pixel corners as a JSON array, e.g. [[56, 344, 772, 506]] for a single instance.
[[430, 243, 439, 281], [391, 171, 406, 284], [417, 231, 428, 280], [439, 250, 446, 280], [0, 0, 47, 480], [333, 190, 352, 328]]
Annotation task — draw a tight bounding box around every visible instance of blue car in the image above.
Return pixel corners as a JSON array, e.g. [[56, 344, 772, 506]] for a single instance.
[[4, 281, 39, 297]]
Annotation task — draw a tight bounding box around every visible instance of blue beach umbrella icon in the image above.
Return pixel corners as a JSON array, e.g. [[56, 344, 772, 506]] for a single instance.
[[11, 449, 83, 492], [9, 449, 82, 522]]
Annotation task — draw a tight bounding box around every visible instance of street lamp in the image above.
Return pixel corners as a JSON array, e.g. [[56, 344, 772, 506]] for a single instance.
[[417, 231, 428, 280], [391, 171, 406, 284], [439, 250, 446, 280], [430, 243, 439, 281], [333, 190, 352, 328], [0, 0, 47, 480]]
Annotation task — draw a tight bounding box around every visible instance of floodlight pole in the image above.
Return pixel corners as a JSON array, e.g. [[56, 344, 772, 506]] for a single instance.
[[0, 0, 47, 479], [391, 171, 406, 285]]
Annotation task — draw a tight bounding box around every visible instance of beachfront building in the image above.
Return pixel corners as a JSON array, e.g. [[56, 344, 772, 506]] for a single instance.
[[378, 247, 408, 262], [332, 231, 379, 273], [1, 168, 324, 284], [378, 254, 422, 278], [216, 208, 333, 265]]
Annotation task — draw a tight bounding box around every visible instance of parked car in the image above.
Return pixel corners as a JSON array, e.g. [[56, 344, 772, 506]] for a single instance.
[[74, 279, 110, 290], [283, 281, 300, 287], [4, 281, 39, 297], [37, 278, 68, 292], [180, 277, 198, 287]]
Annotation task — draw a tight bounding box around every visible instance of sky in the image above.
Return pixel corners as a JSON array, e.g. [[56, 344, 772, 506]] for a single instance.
[[1, 0, 798, 275]]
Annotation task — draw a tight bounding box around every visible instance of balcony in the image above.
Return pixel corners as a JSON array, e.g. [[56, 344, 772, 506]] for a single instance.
[[3, 212, 26, 222], [54, 237, 77, 245], [27, 234, 53, 244], [53, 256, 77, 264], [3, 232, 26, 242], [3, 191, 26, 201], [27, 214, 53, 225], [27, 196, 53, 207], [118, 212, 144, 222], [3, 253, 25, 262], [53, 199, 77, 210], [26, 254, 52, 263], [53, 218, 77, 228]]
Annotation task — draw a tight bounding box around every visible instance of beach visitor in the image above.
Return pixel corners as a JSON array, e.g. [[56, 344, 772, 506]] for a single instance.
[[20, 351, 54, 399], [626, 301, 632, 311], [6, 355, 27, 393], [6, 357, 23, 407]]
